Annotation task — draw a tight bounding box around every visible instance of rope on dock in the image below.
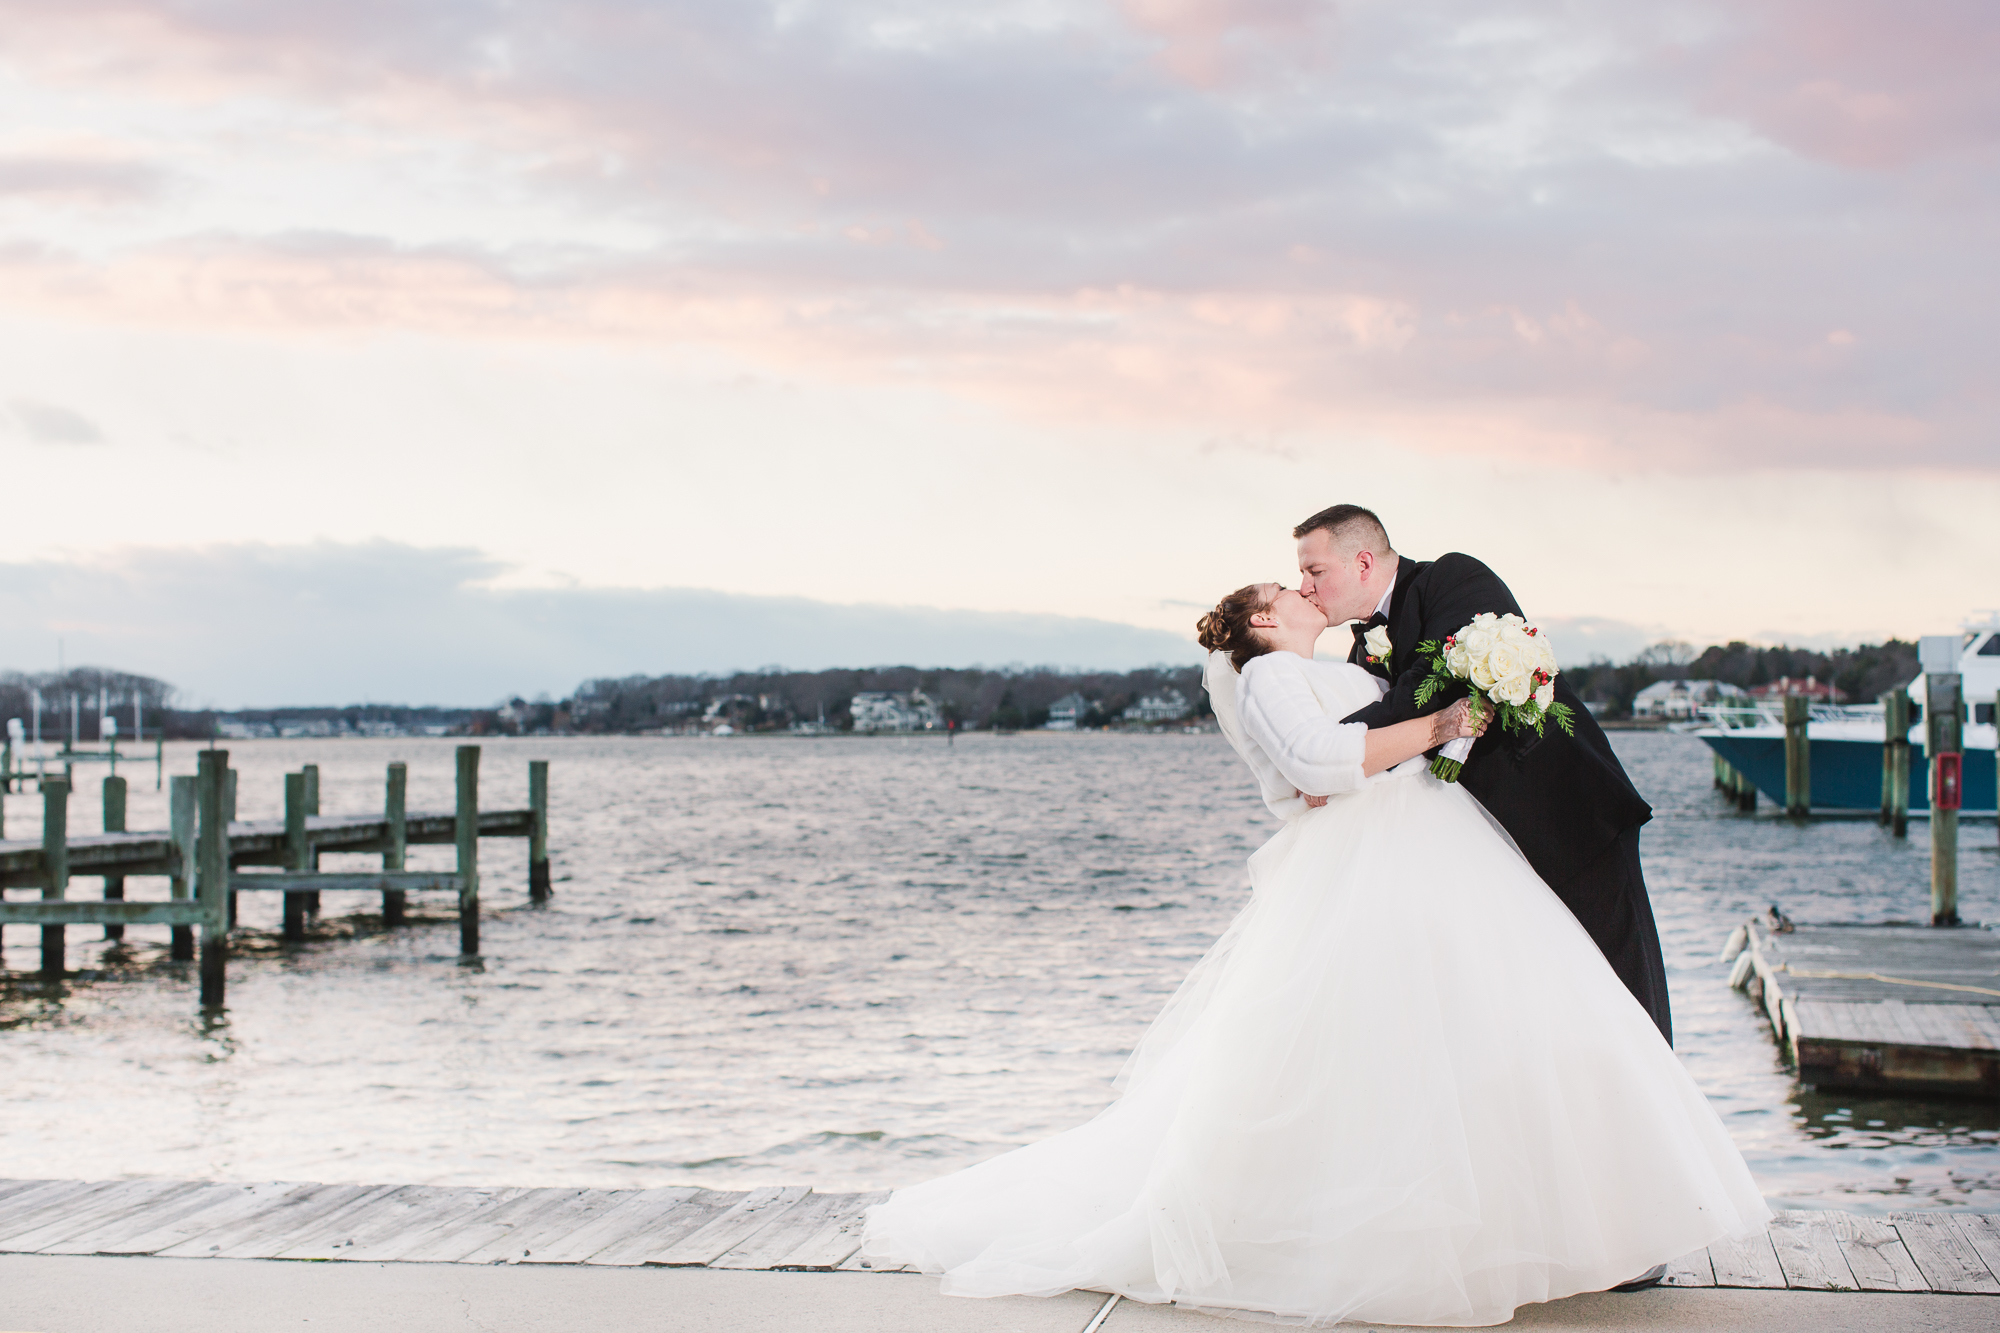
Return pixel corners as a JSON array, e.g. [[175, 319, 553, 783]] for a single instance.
[[1779, 964, 2000, 998]]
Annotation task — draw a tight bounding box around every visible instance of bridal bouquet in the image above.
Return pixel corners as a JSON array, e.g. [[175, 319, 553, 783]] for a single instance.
[[1413, 613, 1576, 782]]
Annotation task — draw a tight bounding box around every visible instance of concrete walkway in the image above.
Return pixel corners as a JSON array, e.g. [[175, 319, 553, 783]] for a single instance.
[[4, 1254, 1995, 1333]]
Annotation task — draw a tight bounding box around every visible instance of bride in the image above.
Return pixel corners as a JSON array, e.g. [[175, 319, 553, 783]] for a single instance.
[[861, 582, 1771, 1327]]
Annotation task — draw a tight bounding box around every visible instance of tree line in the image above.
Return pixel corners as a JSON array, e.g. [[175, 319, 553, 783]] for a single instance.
[[2, 638, 1929, 740]]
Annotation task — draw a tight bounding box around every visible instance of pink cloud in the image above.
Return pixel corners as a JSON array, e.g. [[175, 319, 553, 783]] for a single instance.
[[1683, 0, 2000, 168]]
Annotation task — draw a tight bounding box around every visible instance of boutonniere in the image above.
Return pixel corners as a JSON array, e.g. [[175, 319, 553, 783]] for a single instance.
[[1363, 624, 1393, 665]]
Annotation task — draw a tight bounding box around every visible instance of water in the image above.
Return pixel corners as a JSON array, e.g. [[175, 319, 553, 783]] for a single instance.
[[3, 732, 1995, 1212]]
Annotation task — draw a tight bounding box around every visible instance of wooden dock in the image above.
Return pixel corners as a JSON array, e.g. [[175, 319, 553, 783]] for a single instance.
[[0, 1179, 1996, 1297], [1723, 917, 2000, 1097], [0, 747, 552, 1005]]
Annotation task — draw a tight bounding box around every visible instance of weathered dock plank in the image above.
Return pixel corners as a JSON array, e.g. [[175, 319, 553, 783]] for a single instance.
[[0, 1181, 204, 1253], [708, 1190, 861, 1270], [1958, 1214, 2000, 1286], [447, 1188, 633, 1265], [768, 1191, 889, 1270], [0, 1181, 128, 1243], [1767, 1210, 1858, 1290], [275, 1184, 532, 1262], [587, 1187, 808, 1267], [1828, 1210, 1929, 1292], [1660, 1247, 1715, 1287], [514, 1186, 703, 1265], [2, 1178, 1997, 1296], [156, 1183, 400, 1259], [1705, 1228, 1787, 1288], [1892, 1212, 2000, 1295], [57, 1182, 307, 1256]]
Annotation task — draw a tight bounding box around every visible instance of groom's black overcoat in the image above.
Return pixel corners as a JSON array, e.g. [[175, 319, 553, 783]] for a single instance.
[[1342, 553, 1672, 1044]]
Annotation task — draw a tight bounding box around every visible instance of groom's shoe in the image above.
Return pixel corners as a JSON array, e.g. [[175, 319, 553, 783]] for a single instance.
[[1611, 1265, 1667, 1293]]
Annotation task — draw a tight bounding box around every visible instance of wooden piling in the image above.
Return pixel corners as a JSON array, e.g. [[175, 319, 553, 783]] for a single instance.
[[224, 766, 239, 928], [1783, 694, 1811, 818], [382, 762, 407, 927], [283, 773, 309, 940], [1735, 762, 1757, 812], [456, 746, 480, 957], [169, 775, 196, 960], [529, 759, 550, 903], [1927, 672, 1962, 927], [197, 752, 229, 1007], [1882, 688, 1911, 838], [302, 764, 321, 916], [102, 774, 127, 942], [40, 778, 69, 976]]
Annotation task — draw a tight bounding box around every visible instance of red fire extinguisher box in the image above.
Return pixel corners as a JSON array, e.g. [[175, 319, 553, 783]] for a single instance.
[[1934, 752, 1963, 811]]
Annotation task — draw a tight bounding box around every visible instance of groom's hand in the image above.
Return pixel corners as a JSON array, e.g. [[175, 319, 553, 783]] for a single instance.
[[1302, 792, 1330, 808]]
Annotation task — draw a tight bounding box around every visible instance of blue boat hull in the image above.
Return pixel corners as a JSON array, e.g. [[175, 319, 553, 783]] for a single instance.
[[1697, 734, 1996, 814]]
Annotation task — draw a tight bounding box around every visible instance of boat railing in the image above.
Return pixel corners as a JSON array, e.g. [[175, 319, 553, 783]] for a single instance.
[[1695, 702, 1882, 730]]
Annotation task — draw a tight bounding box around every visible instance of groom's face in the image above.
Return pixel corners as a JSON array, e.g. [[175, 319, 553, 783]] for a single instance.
[[1296, 530, 1379, 625]]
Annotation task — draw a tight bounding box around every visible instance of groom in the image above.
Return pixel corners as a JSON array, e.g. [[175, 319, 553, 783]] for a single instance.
[[1295, 504, 1671, 1046]]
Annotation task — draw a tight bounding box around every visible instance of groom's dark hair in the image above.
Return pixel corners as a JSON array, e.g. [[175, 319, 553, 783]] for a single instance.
[[1293, 504, 1392, 554]]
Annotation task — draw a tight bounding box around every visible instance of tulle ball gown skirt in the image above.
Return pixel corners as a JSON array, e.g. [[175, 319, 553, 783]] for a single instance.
[[860, 761, 1771, 1327]]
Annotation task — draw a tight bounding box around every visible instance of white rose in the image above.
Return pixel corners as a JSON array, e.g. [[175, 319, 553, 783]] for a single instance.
[[1471, 612, 1501, 631], [1458, 627, 1495, 667], [1444, 641, 1471, 675], [1535, 680, 1555, 710], [1497, 620, 1534, 651], [1469, 654, 1499, 690], [1485, 641, 1521, 684], [1363, 625, 1392, 660], [1494, 671, 1533, 706]]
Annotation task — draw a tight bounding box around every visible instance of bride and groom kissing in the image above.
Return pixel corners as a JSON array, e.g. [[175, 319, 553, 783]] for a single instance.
[[862, 505, 1769, 1327]]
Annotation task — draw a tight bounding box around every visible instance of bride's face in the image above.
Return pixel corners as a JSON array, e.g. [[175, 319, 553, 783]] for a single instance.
[[1250, 583, 1325, 643]]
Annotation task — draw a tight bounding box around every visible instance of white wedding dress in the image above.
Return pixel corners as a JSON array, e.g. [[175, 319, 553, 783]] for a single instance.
[[860, 652, 1770, 1327]]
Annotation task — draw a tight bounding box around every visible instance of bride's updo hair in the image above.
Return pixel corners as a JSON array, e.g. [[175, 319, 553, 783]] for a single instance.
[[1196, 584, 1276, 672]]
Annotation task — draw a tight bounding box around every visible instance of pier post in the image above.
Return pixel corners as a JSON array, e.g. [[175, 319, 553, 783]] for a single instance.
[[1734, 762, 1757, 812], [154, 735, 163, 791], [283, 772, 309, 940], [302, 764, 321, 916], [169, 775, 196, 960], [456, 746, 480, 957], [1926, 670, 1962, 927], [529, 759, 550, 903], [1881, 688, 1910, 837], [197, 751, 229, 1007], [224, 766, 239, 928], [1783, 694, 1811, 818], [382, 762, 407, 926], [40, 778, 69, 976], [102, 774, 127, 942]]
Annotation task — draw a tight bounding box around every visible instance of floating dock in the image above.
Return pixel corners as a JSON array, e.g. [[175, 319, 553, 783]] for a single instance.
[[0, 1178, 1995, 1297], [1723, 918, 2000, 1097]]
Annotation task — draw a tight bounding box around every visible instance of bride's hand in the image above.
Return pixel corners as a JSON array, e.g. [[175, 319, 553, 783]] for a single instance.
[[1302, 792, 1330, 808], [1430, 697, 1489, 748]]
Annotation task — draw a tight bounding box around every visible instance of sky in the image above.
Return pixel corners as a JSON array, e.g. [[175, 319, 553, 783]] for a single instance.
[[1, 1, 1995, 704]]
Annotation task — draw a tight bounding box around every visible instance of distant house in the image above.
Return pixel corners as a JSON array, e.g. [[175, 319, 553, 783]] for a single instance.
[[1748, 676, 1840, 704], [1631, 679, 1749, 719], [1045, 692, 1092, 730], [850, 690, 944, 733], [1121, 688, 1190, 724]]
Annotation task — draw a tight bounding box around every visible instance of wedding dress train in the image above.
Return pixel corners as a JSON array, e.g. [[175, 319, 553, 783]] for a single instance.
[[860, 653, 1769, 1327]]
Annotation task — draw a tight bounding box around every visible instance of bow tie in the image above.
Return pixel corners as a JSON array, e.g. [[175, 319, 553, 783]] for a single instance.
[[1351, 612, 1389, 652]]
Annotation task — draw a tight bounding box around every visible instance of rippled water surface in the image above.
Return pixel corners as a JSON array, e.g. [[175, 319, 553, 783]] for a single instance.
[[3, 732, 1996, 1210]]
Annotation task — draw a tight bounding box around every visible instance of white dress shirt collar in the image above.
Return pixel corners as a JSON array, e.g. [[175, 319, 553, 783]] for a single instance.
[[1371, 569, 1396, 621]]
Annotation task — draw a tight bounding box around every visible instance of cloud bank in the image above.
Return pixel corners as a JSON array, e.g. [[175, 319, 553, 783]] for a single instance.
[[0, 543, 1208, 707]]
